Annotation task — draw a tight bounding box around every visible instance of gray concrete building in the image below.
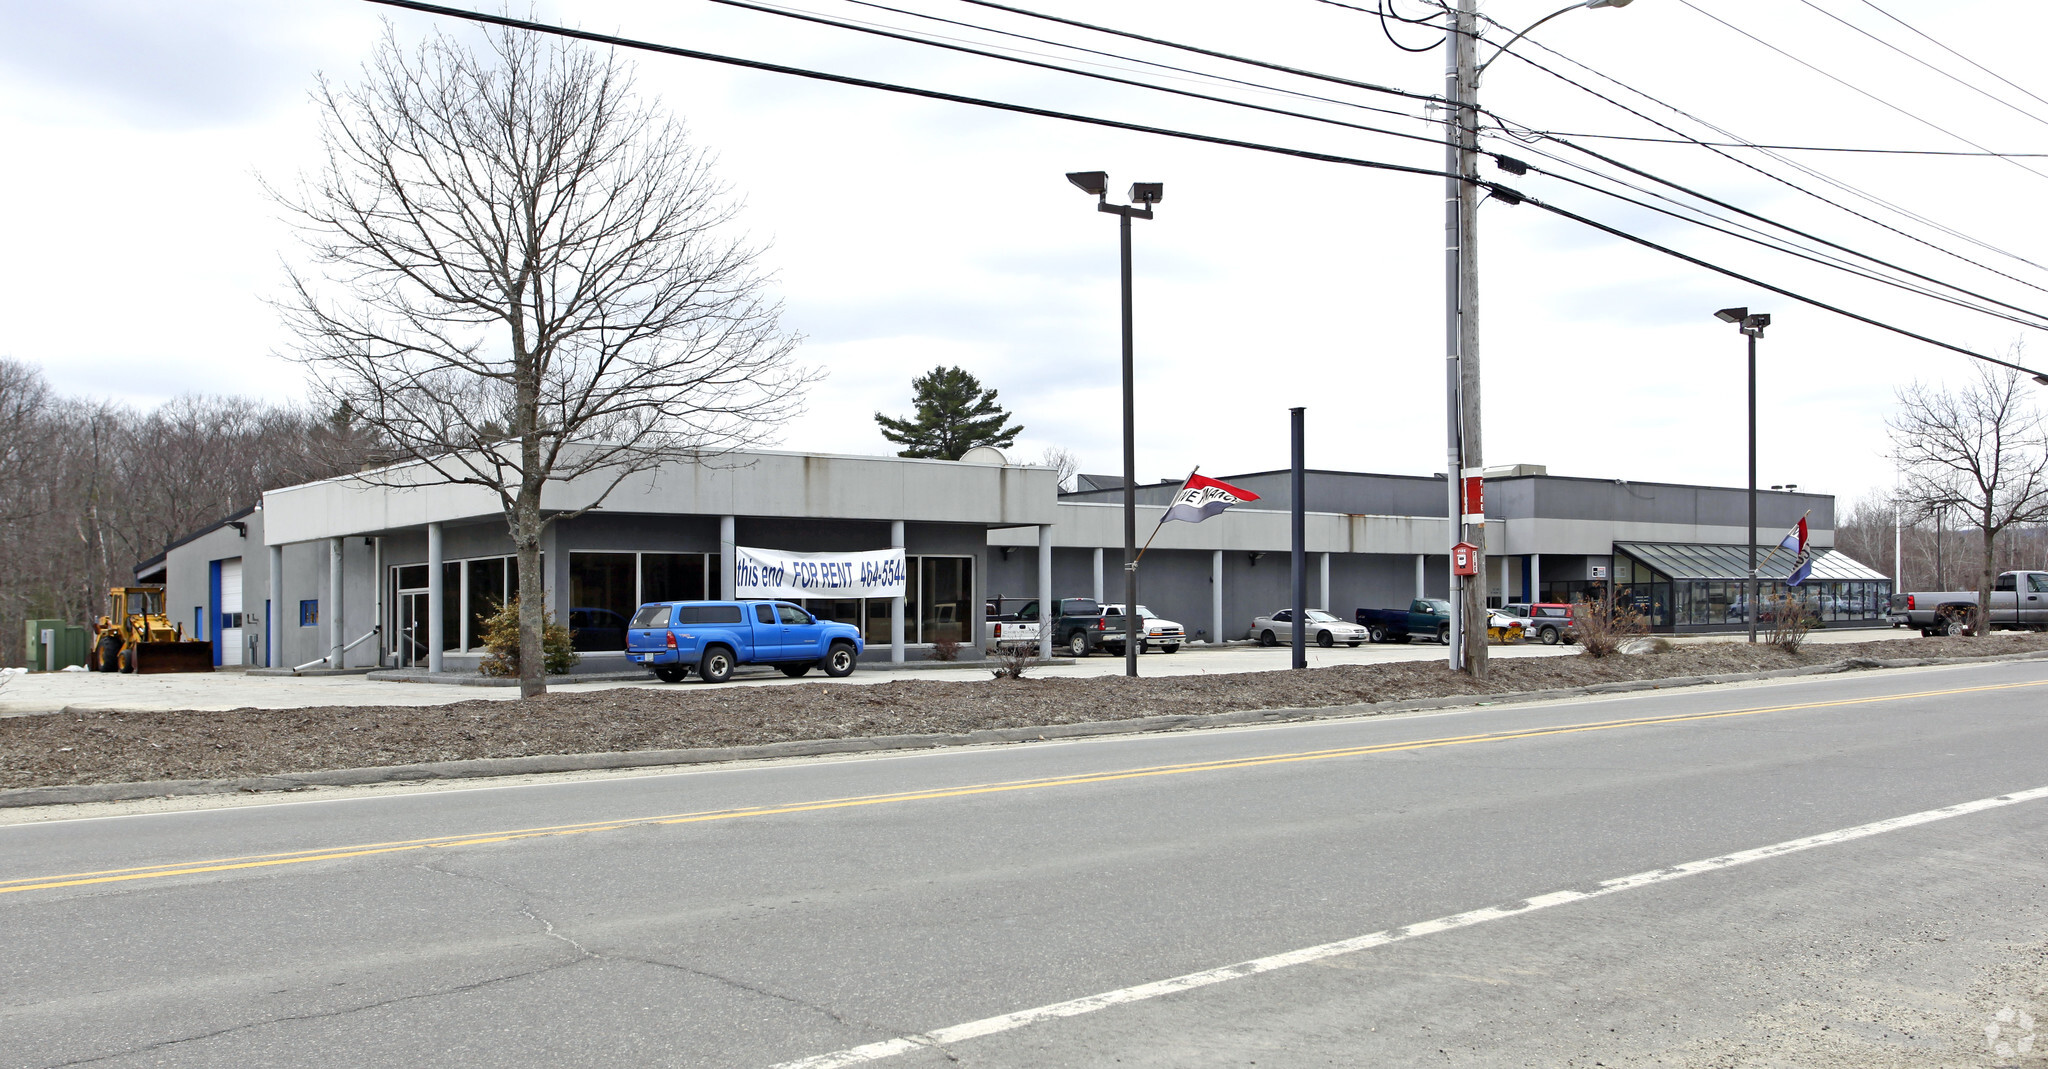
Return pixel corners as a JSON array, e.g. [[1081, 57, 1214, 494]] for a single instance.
[[145, 453, 1888, 672]]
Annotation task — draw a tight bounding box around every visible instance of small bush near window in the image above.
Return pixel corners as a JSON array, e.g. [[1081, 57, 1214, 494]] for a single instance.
[[1573, 590, 1647, 658], [478, 596, 580, 677], [929, 636, 961, 661]]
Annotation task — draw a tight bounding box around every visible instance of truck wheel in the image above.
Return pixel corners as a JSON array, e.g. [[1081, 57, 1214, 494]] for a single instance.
[[698, 646, 734, 684], [1437, 625, 1450, 645], [1367, 624, 1386, 644], [1259, 630, 1277, 647], [1316, 630, 1335, 648], [780, 663, 811, 678], [1932, 613, 1956, 637], [1069, 631, 1090, 657], [823, 642, 857, 677], [654, 666, 685, 683], [1540, 626, 1559, 645]]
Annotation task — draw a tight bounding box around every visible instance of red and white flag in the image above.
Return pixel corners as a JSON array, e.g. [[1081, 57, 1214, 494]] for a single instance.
[[1163, 474, 1260, 524]]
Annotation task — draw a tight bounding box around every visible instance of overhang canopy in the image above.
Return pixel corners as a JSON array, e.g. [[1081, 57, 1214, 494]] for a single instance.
[[1614, 541, 1889, 582]]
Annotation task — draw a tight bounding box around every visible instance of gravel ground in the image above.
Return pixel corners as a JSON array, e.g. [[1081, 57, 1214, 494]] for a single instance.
[[6, 633, 2046, 790]]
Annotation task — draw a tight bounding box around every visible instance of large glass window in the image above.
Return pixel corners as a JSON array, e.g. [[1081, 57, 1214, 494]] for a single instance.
[[466, 557, 506, 648], [920, 556, 972, 643], [643, 553, 710, 603], [569, 552, 637, 651]]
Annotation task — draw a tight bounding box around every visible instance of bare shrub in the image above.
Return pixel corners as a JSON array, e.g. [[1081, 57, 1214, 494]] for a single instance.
[[1574, 590, 1647, 658], [929, 636, 961, 661], [1764, 595, 1814, 652], [989, 642, 1036, 679]]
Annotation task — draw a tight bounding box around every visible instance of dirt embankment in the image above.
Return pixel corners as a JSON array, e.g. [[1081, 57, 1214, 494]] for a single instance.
[[5, 633, 2046, 790]]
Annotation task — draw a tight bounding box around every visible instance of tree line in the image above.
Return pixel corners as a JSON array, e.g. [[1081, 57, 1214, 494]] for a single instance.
[[0, 358, 377, 666]]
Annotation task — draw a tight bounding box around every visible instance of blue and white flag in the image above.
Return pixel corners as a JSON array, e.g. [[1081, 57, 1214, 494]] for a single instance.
[[1784, 517, 1812, 586]]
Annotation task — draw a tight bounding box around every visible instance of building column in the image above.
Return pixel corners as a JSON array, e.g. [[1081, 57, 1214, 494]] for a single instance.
[[1415, 554, 1426, 599], [268, 544, 283, 669], [1320, 552, 1331, 612], [1531, 553, 1543, 603], [1092, 547, 1104, 603], [890, 520, 905, 663], [427, 522, 444, 673], [328, 537, 344, 668], [542, 523, 563, 626], [1497, 555, 1508, 609], [1212, 549, 1225, 645], [1038, 525, 1053, 661], [718, 516, 736, 601]]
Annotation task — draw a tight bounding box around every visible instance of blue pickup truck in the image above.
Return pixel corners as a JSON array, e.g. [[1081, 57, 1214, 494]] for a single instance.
[[625, 600, 864, 683], [1355, 598, 1454, 644]]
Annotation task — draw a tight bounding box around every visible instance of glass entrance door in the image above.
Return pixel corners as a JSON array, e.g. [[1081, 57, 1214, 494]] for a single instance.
[[397, 590, 429, 668]]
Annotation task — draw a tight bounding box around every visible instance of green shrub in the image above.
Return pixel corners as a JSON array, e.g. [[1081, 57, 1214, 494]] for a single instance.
[[477, 596, 580, 677]]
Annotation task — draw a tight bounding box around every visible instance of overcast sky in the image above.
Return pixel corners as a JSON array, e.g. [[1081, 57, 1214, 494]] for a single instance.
[[4, 0, 2045, 512]]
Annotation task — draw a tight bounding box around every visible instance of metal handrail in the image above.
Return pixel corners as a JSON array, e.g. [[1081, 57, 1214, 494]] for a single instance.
[[292, 625, 382, 673]]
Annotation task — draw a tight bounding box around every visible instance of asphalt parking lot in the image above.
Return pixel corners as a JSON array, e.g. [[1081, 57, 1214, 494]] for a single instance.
[[0, 626, 1920, 715]]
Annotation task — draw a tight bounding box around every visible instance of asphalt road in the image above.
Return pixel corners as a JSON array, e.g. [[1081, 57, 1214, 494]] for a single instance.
[[5, 660, 2046, 1068]]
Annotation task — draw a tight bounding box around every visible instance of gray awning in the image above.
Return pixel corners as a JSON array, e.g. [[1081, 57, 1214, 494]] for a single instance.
[[1614, 542, 1890, 582]]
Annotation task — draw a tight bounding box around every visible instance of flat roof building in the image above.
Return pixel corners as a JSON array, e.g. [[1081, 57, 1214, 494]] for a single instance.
[[146, 453, 1890, 673]]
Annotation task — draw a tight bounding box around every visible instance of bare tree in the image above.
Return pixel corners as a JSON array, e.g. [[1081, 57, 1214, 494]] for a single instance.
[[275, 23, 811, 696], [1888, 363, 2048, 633], [1038, 446, 1079, 492]]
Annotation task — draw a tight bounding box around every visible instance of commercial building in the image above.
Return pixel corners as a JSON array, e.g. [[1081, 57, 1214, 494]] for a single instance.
[[143, 453, 1889, 672]]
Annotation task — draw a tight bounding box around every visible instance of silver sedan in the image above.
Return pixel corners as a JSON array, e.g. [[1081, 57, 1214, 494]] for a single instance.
[[1247, 609, 1369, 648]]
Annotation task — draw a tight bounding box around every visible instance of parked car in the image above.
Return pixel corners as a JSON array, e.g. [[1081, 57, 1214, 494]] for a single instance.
[[1100, 604, 1186, 653], [1356, 599, 1453, 644], [1248, 608, 1368, 648], [986, 596, 1042, 649], [624, 600, 863, 683], [1485, 610, 1527, 644], [568, 606, 630, 651], [1523, 602, 1577, 645]]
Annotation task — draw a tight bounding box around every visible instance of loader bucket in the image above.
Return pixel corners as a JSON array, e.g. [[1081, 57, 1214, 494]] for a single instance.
[[132, 642, 216, 674]]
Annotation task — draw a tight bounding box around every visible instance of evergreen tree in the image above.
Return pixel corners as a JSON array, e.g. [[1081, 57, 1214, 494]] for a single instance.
[[874, 366, 1023, 460]]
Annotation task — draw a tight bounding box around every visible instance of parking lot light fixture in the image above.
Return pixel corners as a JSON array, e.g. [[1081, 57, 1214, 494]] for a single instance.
[[1069, 170, 1160, 678], [1717, 306, 1773, 643]]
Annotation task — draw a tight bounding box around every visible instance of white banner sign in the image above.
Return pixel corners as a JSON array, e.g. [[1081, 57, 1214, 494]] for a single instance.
[[733, 546, 906, 599]]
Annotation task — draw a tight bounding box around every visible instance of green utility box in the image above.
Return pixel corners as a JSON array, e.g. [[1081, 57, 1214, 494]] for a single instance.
[[24, 619, 89, 671]]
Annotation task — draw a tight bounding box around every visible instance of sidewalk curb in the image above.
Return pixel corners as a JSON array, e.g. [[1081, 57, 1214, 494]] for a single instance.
[[7, 649, 2046, 809]]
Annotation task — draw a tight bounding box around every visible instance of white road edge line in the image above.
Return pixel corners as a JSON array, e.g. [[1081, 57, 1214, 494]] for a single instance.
[[771, 783, 2048, 1069]]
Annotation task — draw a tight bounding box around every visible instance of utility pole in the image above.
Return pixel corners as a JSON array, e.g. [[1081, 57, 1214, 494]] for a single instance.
[[1444, 0, 1486, 675]]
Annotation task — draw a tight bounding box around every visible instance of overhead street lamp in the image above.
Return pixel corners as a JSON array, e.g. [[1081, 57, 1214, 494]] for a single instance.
[[1442, 0, 1634, 675], [1068, 170, 1161, 678], [1716, 306, 1771, 644]]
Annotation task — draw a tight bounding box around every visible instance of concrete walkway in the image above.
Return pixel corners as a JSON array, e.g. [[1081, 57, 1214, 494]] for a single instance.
[[0, 626, 1920, 715]]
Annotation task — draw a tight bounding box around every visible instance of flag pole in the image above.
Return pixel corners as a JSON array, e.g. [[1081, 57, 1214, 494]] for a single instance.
[[1132, 467, 1197, 567]]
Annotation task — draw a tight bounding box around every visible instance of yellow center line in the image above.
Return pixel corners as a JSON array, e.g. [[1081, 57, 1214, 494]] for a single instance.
[[6, 676, 2042, 897]]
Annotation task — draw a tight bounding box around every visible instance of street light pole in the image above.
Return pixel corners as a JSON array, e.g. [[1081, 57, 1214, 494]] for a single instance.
[[1716, 307, 1770, 643], [1068, 171, 1160, 678]]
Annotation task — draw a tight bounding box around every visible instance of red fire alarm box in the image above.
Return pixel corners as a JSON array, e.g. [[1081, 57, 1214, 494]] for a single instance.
[[1452, 541, 1479, 576]]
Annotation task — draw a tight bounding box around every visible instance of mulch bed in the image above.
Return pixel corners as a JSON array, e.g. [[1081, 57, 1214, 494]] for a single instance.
[[5, 633, 2045, 790]]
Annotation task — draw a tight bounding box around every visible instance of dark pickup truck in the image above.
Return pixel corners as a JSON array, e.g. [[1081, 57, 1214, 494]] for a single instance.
[[1356, 598, 1453, 644], [1008, 597, 1142, 657]]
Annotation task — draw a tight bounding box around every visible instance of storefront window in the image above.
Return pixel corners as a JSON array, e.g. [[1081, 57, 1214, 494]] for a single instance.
[[643, 553, 709, 603], [569, 552, 636, 651], [466, 558, 505, 649], [920, 557, 972, 643]]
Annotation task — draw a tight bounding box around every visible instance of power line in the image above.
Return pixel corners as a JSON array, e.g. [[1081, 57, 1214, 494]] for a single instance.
[[357, 0, 2042, 378], [1510, 130, 2048, 159], [1794, 0, 2048, 133], [944, 0, 1448, 108], [1672, 0, 2048, 186], [695, 0, 1454, 151], [1474, 25, 2048, 286], [1853, 0, 2048, 115], [738, 0, 2048, 328], [826, 0, 1455, 129]]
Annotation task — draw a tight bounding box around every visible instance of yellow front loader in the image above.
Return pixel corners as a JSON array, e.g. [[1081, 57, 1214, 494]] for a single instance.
[[91, 586, 214, 674]]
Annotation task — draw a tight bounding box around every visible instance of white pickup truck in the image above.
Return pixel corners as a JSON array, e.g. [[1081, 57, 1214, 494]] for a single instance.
[[1892, 570, 2048, 635]]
